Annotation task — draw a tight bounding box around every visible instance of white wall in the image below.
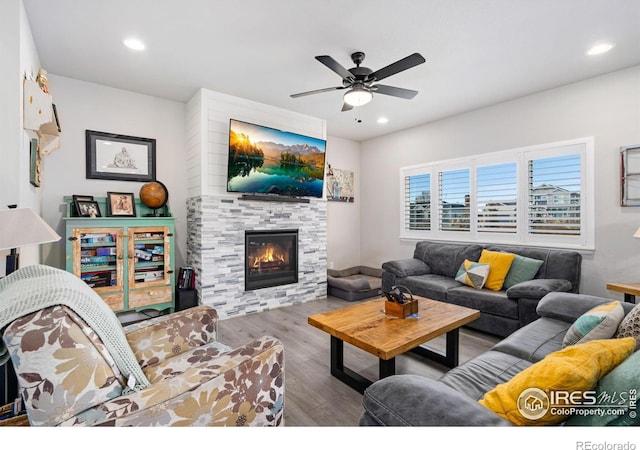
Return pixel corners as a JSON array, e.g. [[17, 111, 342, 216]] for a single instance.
[[0, 0, 44, 273], [40, 75, 188, 270], [326, 136, 361, 270], [360, 65, 640, 299]]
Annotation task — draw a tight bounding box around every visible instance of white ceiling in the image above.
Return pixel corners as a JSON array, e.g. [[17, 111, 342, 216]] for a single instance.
[[22, 0, 640, 142]]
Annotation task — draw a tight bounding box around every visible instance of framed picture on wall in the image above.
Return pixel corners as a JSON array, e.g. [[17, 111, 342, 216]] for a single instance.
[[29, 138, 41, 187], [86, 130, 156, 182], [621, 144, 640, 206]]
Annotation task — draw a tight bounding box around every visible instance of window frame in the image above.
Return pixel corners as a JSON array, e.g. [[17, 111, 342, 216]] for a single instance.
[[399, 137, 595, 250]]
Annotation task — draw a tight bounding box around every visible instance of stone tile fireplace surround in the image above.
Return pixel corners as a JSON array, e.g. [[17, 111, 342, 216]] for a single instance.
[[186, 195, 327, 319]]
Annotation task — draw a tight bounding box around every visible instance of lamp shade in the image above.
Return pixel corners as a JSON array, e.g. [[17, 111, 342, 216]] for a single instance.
[[343, 87, 373, 107], [634, 227, 640, 239], [0, 207, 61, 251]]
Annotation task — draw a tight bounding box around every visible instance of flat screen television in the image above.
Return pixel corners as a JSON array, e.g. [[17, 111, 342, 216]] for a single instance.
[[227, 119, 327, 198]]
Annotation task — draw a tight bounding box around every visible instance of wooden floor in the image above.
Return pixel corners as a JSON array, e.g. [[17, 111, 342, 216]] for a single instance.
[[217, 296, 500, 427]]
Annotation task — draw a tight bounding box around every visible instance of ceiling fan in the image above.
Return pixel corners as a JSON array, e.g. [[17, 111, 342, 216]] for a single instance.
[[290, 51, 426, 111]]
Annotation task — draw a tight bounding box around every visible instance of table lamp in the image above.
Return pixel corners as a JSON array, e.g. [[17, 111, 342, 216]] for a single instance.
[[0, 206, 60, 406], [0, 205, 61, 275]]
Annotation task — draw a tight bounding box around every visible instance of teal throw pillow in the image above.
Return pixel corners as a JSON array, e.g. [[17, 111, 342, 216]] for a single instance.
[[565, 349, 640, 426], [502, 254, 544, 290], [562, 301, 625, 348]]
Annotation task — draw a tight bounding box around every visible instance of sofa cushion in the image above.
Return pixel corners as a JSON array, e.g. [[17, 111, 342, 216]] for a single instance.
[[615, 302, 640, 348], [413, 241, 483, 278], [485, 244, 582, 293], [398, 274, 463, 300], [381, 259, 430, 278], [455, 259, 490, 289], [565, 349, 640, 426], [361, 375, 511, 426], [506, 279, 572, 300], [439, 350, 533, 401], [446, 286, 518, 320], [502, 254, 544, 290], [478, 250, 516, 291], [537, 293, 636, 323], [491, 316, 570, 363], [479, 338, 636, 426], [562, 301, 625, 348]]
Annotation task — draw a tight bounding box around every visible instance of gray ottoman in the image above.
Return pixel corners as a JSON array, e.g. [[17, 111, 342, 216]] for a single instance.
[[327, 266, 383, 301]]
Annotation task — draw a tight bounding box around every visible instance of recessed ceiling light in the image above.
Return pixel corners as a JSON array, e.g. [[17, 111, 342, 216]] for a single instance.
[[377, 117, 389, 124], [123, 38, 145, 51], [586, 43, 614, 56]]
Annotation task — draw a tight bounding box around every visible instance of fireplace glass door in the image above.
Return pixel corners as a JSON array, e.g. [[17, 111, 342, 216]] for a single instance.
[[245, 230, 298, 290]]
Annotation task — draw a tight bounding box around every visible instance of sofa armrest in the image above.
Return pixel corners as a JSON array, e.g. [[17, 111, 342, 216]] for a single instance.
[[124, 305, 218, 369], [506, 279, 572, 300], [66, 336, 285, 427], [360, 375, 511, 426], [536, 292, 620, 323], [381, 259, 430, 278]]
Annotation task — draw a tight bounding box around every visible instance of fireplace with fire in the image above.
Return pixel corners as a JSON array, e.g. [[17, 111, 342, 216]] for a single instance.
[[245, 229, 299, 290]]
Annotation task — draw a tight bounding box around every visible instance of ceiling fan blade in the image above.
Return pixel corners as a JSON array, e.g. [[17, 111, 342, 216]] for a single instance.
[[373, 84, 419, 99], [368, 53, 426, 82], [341, 102, 354, 112], [290, 86, 346, 98], [316, 55, 354, 82]]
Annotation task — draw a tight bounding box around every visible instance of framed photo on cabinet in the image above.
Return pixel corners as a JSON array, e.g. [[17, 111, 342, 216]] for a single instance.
[[107, 192, 137, 217]]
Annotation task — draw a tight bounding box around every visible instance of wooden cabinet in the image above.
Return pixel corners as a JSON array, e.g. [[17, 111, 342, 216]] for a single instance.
[[64, 197, 175, 314]]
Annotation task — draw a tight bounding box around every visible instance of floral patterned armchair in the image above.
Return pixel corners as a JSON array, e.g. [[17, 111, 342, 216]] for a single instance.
[[0, 268, 284, 427]]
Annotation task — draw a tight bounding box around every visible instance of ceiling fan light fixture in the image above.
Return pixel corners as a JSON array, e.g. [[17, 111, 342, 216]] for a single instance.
[[343, 87, 372, 107]]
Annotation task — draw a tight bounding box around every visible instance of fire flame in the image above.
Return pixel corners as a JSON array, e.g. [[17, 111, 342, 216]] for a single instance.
[[253, 246, 285, 267]]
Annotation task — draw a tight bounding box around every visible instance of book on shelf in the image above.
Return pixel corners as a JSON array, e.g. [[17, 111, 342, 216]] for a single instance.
[[177, 266, 196, 290], [80, 255, 116, 264], [134, 269, 164, 282], [81, 271, 116, 288], [80, 233, 114, 244]]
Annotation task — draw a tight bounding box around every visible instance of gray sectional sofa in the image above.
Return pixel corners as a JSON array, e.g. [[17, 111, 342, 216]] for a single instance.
[[359, 292, 637, 426], [381, 240, 582, 337]]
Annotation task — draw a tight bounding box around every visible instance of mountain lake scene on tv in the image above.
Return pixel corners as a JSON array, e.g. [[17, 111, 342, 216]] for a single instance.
[[227, 121, 326, 198]]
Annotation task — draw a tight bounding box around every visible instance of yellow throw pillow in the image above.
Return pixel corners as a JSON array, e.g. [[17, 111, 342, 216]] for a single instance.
[[478, 250, 516, 291], [479, 337, 636, 426]]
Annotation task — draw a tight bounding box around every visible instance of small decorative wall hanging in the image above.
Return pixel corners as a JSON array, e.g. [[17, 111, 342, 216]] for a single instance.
[[326, 164, 354, 202], [621, 144, 640, 206]]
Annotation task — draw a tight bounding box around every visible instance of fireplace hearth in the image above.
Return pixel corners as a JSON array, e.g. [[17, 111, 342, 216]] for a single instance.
[[245, 229, 298, 290]]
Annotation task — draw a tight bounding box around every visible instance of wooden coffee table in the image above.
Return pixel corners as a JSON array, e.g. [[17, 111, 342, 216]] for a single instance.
[[307, 296, 480, 393]]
